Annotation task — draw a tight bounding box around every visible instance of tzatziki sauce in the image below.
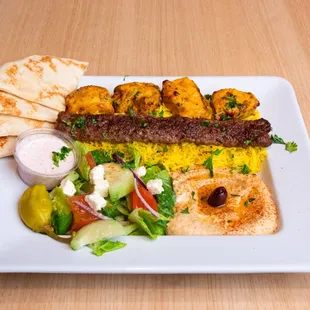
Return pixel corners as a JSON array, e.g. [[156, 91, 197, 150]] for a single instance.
[[16, 134, 75, 175], [14, 129, 80, 190]]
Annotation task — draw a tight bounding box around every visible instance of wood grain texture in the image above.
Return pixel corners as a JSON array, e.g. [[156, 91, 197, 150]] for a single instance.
[[0, 0, 310, 309]]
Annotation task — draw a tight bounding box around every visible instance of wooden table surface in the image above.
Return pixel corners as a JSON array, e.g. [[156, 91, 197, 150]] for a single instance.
[[1, 0, 310, 309]]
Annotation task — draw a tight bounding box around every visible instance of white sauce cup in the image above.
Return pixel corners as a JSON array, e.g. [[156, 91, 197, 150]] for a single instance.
[[14, 128, 81, 190]]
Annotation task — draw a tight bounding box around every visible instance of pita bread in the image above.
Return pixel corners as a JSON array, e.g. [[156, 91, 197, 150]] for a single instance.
[[0, 115, 53, 137], [167, 167, 278, 235], [0, 55, 88, 111], [0, 136, 16, 158], [0, 91, 58, 122]]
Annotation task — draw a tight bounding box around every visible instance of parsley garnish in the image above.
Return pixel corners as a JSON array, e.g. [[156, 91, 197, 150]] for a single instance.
[[244, 139, 254, 145], [123, 75, 129, 81], [151, 110, 157, 117], [191, 191, 195, 200], [52, 146, 71, 167], [225, 93, 243, 110], [214, 122, 219, 128], [202, 149, 222, 177], [140, 120, 148, 128], [91, 118, 97, 124], [231, 154, 235, 158], [62, 120, 72, 126], [201, 121, 210, 127], [128, 107, 135, 118], [181, 208, 189, 214], [285, 142, 298, 153], [112, 100, 119, 107], [203, 156, 214, 177], [210, 148, 222, 155], [159, 110, 164, 118], [244, 197, 256, 207], [75, 116, 87, 130], [163, 145, 168, 152], [135, 91, 141, 97], [240, 164, 251, 174], [221, 115, 231, 121], [204, 94, 212, 100], [102, 132, 108, 138], [271, 134, 298, 153], [181, 167, 190, 174], [271, 134, 285, 144], [231, 194, 240, 197]]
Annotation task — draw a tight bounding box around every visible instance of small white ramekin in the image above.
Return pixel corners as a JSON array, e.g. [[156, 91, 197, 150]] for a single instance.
[[14, 128, 81, 190]]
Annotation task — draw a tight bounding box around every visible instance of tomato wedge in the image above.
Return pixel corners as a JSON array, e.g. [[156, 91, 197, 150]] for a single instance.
[[85, 152, 96, 169], [130, 185, 158, 212], [68, 195, 98, 231]]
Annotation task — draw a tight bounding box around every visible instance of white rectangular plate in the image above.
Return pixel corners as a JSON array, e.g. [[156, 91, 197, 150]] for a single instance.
[[1, 76, 310, 274]]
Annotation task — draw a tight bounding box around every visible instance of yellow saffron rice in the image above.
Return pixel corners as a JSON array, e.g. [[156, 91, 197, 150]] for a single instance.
[[84, 110, 267, 173]]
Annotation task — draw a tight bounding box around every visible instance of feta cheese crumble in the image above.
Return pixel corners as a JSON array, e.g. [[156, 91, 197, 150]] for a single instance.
[[60, 179, 76, 197], [146, 179, 164, 195]]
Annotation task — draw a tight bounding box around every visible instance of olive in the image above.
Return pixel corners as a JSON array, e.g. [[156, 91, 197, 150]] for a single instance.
[[207, 186, 227, 207]]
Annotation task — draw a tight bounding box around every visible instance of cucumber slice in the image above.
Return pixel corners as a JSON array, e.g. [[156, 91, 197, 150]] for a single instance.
[[71, 220, 125, 251], [104, 163, 134, 201]]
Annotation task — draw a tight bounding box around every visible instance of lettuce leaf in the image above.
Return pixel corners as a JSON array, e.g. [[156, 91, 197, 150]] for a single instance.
[[156, 170, 176, 218], [51, 187, 73, 235], [128, 209, 166, 239], [88, 240, 126, 256], [74, 141, 91, 181]]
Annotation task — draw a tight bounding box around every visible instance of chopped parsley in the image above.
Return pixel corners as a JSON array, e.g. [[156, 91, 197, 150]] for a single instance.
[[181, 207, 189, 214], [102, 132, 108, 138], [202, 149, 222, 177], [151, 110, 157, 117], [240, 164, 251, 174], [225, 93, 243, 110], [271, 134, 298, 153], [74, 116, 87, 130], [123, 75, 129, 81], [231, 194, 240, 197], [140, 120, 148, 128], [221, 115, 231, 121], [203, 156, 214, 177], [135, 91, 141, 97], [230, 154, 235, 158], [52, 146, 72, 167], [91, 118, 98, 124], [244, 139, 254, 145], [210, 148, 222, 155], [112, 100, 119, 107], [271, 134, 285, 144], [285, 141, 298, 153], [201, 121, 210, 127], [244, 197, 256, 207], [204, 94, 212, 100], [159, 110, 164, 118], [62, 120, 72, 126], [163, 145, 168, 152], [214, 122, 219, 128], [128, 107, 135, 118], [191, 191, 195, 200], [181, 167, 190, 174]]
